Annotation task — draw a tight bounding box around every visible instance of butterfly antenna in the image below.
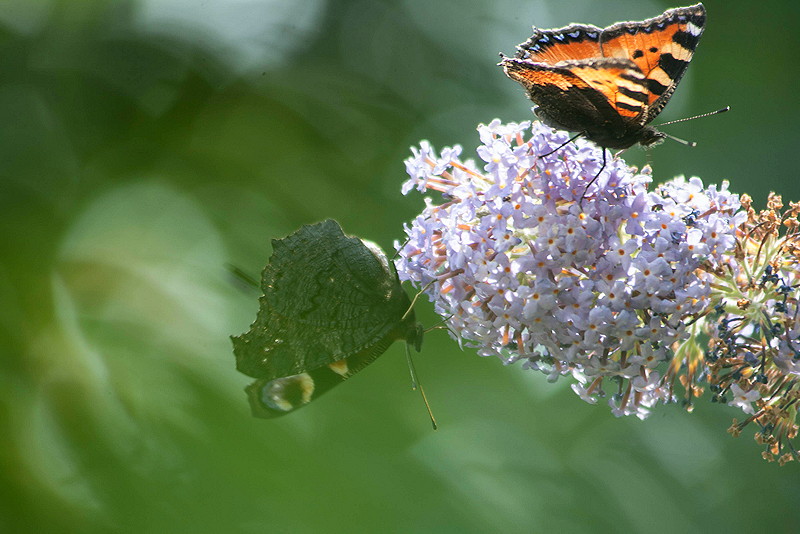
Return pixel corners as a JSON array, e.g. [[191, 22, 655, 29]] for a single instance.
[[405, 343, 437, 430], [402, 279, 437, 322], [656, 107, 730, 147], [423, 314, 455, 335], [658, 106, 730, 127], [663, 133, 697, 147], [392, 235, 411, 260]]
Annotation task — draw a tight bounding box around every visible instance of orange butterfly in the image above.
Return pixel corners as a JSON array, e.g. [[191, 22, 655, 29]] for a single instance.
[[500, 3, 706, 150]]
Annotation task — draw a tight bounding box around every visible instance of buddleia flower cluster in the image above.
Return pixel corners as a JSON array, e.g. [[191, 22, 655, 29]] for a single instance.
[[394, 119, 799, 463]]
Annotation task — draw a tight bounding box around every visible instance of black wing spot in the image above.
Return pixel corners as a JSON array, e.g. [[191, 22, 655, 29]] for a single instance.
[[658, 53, 688, 79], [632, 49, 644, 59], [619, 86, 649, 103], [645, 78, 668, 96], [649, 46, 658, 53], [672, 29, 699, 50], [616, 101, 642, 113]]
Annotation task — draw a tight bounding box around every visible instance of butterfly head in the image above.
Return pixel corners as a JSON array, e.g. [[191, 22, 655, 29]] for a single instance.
[[408, 321, 424, 352], [576, 123, 666, 150], [636, 127, 668, 148]]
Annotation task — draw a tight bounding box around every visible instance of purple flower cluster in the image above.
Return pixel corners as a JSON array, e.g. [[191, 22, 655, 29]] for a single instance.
[[396, 119, 742, 417]]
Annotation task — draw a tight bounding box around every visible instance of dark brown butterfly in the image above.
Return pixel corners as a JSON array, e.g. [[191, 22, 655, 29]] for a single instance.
[[231, 220, 423, 418]]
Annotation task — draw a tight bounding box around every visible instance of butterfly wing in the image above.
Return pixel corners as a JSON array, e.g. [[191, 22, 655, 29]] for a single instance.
[[501, 56, 648, 142], [513, 23, 604, 64], [560, 59, 651, 122], [599, 3, 706, 122], [243, 328, 409, 418], [505, 20, 652, 137], [232, 220, 414, 381]]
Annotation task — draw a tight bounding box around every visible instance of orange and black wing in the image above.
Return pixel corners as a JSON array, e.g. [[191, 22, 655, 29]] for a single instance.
[[506, 19, 653, 129], [599, 3, 706, 122], [513, 23, 604, 65], [500, 56, 648, 138], [510, 3, 705, 126]]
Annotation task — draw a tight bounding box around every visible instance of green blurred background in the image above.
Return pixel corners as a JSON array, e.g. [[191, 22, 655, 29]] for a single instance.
[[1, 0, 797, 532]]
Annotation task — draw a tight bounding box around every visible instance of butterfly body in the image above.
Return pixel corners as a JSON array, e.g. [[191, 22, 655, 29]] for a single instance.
[[500, 3, 706, 150]]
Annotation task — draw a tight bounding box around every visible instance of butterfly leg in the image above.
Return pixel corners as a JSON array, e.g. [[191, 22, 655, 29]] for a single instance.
[[579, 147, 606, 204], [538, 132, 582, 157]]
